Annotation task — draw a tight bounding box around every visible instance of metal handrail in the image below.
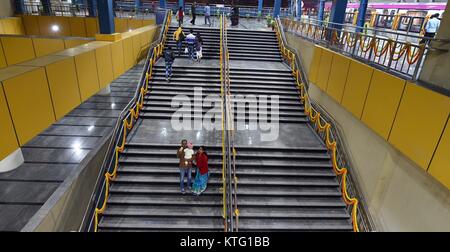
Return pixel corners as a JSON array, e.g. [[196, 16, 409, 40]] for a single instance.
[[282, 18, 432, 80], [78, 9, 171, 232], [275, 17, 375, 232], [222, 14, 238, 232], [297, 16, 428, 40]]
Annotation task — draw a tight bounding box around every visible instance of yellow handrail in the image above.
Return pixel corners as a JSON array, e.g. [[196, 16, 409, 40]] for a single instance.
[[93, 11, 172, 232], [274, 21, 360, 232], [219, 14, 228, 232]]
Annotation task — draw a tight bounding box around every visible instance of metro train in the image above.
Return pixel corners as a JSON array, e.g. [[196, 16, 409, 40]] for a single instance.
[[319, 2, 447, 34]]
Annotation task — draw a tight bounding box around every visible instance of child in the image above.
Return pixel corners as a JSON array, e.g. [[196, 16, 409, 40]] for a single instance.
[[184, 142, 195, 167]]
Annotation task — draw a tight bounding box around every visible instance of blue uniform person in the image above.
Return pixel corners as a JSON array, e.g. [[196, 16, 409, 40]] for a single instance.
[[164, 46, 175, 81], [186, 30, 197, 61]]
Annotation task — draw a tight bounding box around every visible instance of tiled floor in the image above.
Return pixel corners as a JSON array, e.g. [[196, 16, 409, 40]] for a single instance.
[[0, 64, 144, 231]]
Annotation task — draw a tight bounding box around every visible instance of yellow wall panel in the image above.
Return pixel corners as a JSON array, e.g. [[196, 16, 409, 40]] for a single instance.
[[53, 16, 71, 37], [64, 39, 89, 49], [341, 60, 374, 119], [1, 17, 25, 35], [0, 40, 6, 68], [326, 53, 350, 103], [85, 18, 99, 37], [2, 68, 55, 145], [428, 120, 450, 188], [122, 37, 134, 70], [75, 51, 100, 101], [45, 57, 81, 119], [388, 83, 450, 170], [0, 20, 4, 34], [316, 48, 333, 91], [142, 19, 155, 26], [128, 19, 143, 30], [1, 37, 36, 65], [22, 15, 40, 35], [2, 19, 17, 34], [111, 40, 125, 78], [132, 33, 142, 63], [361, 70, 406, 140], [95, 45, 114, 89], [0, 85, 19, 160], [37, 16, 54, 36], [115, 18, 128, 33], [69, 17, 86, 37], [32, 38, 65, 57], [308, 46, 322, 84]]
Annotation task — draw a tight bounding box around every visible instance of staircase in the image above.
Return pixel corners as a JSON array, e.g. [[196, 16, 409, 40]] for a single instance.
[[96, 24, 353, 232], [228, 29, 353, 231], [165, 26, 220, 60], [97, 25, 225, 231], [228, 29, 282, 62], [98, 144, 224, 231]]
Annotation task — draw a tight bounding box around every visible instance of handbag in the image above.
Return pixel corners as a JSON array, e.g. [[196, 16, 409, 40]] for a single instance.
[[184, 47, 188, 54]]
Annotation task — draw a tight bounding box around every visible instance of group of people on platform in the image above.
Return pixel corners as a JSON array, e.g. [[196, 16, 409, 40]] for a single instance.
[[164, 26, 203, 81], [175, 2, 212, 27], [177, 140, 209, 196]]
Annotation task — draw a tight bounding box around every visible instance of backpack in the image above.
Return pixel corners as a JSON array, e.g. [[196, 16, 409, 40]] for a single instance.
[[165, 50, 174, 64]]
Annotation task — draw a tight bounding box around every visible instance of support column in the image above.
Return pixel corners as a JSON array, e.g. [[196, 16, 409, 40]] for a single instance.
[[356, 0, 368, 28], [179, 0, 184, 8], [40, 0, 52, 15], [159, 0, 166, 9], [258, 0, 263, 16], [135, 0, 142, 10], [318, 0, 325, 23], [97, 0, 115, 34], [329, 0, 348, 29], [87, 0, 97, 17], [15, 0, 26, 14], [296, 0, 302, 20], [273, 0, 281, 17]]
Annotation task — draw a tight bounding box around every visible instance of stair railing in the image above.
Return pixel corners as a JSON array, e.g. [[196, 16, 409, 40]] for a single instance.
[[219, 13, 231, 232], [79, 10, 172, 232], [222, 14, 239, 232], [274, 17, 375, 232], [220, 13, 238, 232], [223, 16, 239, 232]]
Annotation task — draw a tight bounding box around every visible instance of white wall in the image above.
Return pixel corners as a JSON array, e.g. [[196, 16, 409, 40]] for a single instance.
[[0, 0, 15, 17]]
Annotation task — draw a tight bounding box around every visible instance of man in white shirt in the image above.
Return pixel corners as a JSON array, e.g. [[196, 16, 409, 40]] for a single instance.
[[421, 14, 441, 44], [204, 3, 211, 27]]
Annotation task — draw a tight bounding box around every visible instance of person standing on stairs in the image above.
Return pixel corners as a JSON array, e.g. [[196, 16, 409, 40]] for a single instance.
[[195, 32, 203, 62], [173, 26, 186, 56], [177, 139, 192, 194], [204, 3, 211, 27], [192, 146, 209, 196], [176, 7, 184, 27], [191, 2, 197, 25], [164, 46, 175, 82], [186, 30, 197, 61]]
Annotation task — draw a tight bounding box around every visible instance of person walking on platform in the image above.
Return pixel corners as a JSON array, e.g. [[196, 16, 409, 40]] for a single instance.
[[191, 2, 197, 25], [164, 46, 175, 82], [173, 26, 186, 56], [420, 13, 441, 45], [204, 3, 211, 27], [177, 139, 192, 194], [176, 7, 184, 27], [192, 146, 209, 196], [186, 29, 197, 61]]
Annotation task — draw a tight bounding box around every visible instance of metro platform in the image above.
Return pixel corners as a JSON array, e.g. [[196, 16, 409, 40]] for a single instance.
[[0, 6, 449, 232]]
